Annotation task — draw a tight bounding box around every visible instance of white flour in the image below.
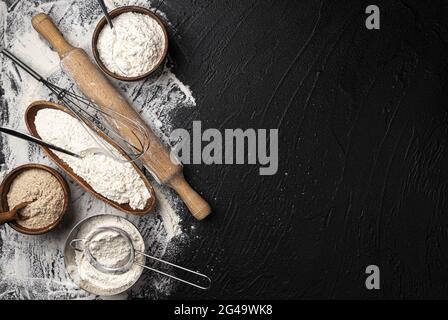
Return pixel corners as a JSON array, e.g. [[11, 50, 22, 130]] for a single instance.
[[72, 215, 145, 296], [34, 108, 151, 210], [89, 230, 132, 268], [97, 12, 166, 77], [0, 0, 193, 300], [154, 186, 181, 240]]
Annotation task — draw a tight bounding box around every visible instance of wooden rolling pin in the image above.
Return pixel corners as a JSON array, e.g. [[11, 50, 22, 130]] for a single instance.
[[31, 13, 211, 220]]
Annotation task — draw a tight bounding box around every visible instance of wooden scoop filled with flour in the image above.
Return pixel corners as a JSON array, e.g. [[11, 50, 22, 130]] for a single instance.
[[25, 101, 156, 215]]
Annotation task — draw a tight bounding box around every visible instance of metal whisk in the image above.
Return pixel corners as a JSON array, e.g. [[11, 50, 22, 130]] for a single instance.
[[1, 49, 150, 162]]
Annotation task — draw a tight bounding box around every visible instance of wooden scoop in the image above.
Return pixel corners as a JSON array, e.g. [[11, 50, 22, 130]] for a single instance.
[[0, 202, 32, 225], [31, 13, 211, 220], [25, 101, 156, 216]]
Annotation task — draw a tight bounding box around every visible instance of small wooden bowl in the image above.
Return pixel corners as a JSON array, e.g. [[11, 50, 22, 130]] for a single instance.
[[0, 164, 70, 235], [25, 101, 156, 216], [92, 5, 169, 82]]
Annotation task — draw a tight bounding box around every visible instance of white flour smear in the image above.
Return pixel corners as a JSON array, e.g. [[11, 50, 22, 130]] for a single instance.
[[0, 0, 193, 299]]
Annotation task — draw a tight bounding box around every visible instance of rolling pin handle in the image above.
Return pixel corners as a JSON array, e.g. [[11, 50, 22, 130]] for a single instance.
[[32, 13, 75, 58], [169, 174, 212, 220]]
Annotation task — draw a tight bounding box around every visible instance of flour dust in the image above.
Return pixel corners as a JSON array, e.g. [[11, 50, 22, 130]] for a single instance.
[[0, 0, 194, 299]]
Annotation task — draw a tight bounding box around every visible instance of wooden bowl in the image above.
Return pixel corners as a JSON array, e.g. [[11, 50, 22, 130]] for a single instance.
[[0, 163, 70, 235], [24, 101, 156, 216], [92, 5, 169, 82]]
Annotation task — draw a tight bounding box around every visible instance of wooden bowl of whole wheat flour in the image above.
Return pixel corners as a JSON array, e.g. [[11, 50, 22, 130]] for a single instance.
[[64, 214, 146, 296], [0, 163, 70, 235], [25, 101, 156, 216], [92, 6, 169, 81]]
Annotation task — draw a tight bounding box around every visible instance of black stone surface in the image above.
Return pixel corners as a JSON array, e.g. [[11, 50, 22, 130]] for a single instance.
[[163, 0, 448, 299]]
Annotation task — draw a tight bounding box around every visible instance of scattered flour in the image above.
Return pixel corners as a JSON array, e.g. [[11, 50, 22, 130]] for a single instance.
[[154, 186, 181, 240], [0, 0, 196, 300], [97, 12, 166, 77], [105, 0, 131, 7], [34, 108, 151, 210]]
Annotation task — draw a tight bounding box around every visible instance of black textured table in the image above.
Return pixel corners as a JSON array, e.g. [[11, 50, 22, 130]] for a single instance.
[[167, 0, 448, 299], [2, 0, 448, 300]]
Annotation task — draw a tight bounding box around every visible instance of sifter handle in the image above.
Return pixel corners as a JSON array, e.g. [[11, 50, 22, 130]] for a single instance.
[[32, 13, 75, 58], [135, 250, 211, 290]]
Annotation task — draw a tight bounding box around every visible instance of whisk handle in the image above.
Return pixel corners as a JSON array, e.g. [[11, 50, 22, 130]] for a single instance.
[[168, 174, 212, 220], [32, 13, 75, 58]]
